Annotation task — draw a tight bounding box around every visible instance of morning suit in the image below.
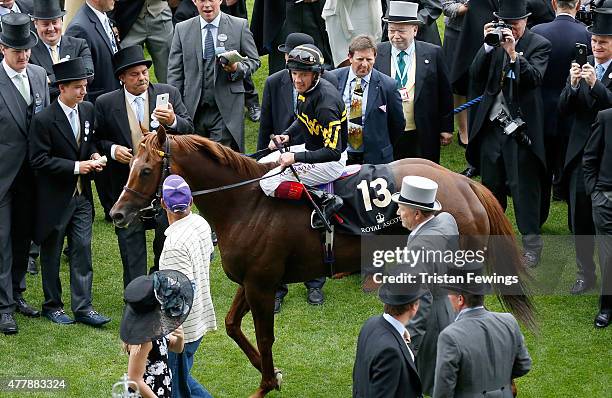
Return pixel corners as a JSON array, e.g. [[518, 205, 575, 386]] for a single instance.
[[0, 61, 49, 314], [353, 315, 423, 398], [167, 12, 260, 152], [532, 14, 591, 225], [405, 212, 458, 396], [433, 308, 532, 398], [467, 30, 550, 255], [94, 83, 193, 287], [374, 40, 453, 163], [329, 66, 405, 164], [29, 35, 94, 102], [29, 100, 98, 315], [558, 55, 612, 286]]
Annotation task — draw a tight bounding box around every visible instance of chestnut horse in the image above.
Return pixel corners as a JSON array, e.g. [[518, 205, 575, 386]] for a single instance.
[[110, 128, 533, 398]]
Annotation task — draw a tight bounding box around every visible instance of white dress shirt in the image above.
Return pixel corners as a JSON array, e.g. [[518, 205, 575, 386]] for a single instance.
[[0, 3, 21, 15], [2, 60, 31, 104], [383, 313, 415, 362], [199, 13, 221, 56], [44, 38, 62, 61], [58, 98, 81, 175]]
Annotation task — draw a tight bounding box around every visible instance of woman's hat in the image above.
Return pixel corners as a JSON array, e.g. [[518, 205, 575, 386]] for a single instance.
[[391, 175, 442, 211], [382, 1, 424, 25], [30, 0, 66, 20], [51, 57, 93, 86], [588, 7, 612, 36], [120, 270, 194, 345], [112, 45, 153, 78], [0, 13, 38, 50], [493, 0, 531, 21]]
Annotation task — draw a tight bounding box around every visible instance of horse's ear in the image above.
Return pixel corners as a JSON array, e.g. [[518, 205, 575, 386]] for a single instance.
[[157, 125, 167, 147]]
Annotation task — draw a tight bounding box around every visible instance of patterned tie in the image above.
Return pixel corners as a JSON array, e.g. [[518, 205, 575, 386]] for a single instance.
[[50, 44, 59, 64], [396, 50, 407, 88], [134, 96, 145, 123], [14, 73, 31, 104], [348, 77, 364, 152], [69, 109, 79, 139], [106, 18, 118, 54], [596, 64, 605, 81], [204, 24, 215, 60], [403, 330, 415, 361]]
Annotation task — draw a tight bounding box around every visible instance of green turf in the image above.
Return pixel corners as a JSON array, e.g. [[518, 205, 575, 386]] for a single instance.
[[0, 3, 610, 397]]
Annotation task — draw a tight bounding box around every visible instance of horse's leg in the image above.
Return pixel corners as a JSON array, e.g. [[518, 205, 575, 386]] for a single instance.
[[225, 286, 262, 371], [244, 284, 279, 398]]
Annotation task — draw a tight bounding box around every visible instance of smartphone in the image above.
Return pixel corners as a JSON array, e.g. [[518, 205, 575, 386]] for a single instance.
[[575, 43, 588, 66], [156, 93, 169, 109]]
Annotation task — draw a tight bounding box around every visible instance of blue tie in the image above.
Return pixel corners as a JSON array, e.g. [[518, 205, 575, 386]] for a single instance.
[[596, 64, 605, 81], [69, 109, 78, 139], [204, 24, 215, 60], [134, 96, 144, 123]]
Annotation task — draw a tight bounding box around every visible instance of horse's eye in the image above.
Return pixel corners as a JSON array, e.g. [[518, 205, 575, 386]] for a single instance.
[[140, 167, 152, 177]]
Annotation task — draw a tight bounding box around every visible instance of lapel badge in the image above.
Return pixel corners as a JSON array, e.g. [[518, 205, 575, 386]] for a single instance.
[[608, 73, 612, 79], [424, 59, 430, 64], [218, 33, 228, 47], [84, 136, 88, 142], [519, 52, 524, 56], [84, 120, 90, 135], [35, 93, 42, 106]]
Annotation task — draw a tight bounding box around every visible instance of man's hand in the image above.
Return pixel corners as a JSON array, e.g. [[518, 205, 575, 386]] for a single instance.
[[78, 160, 98, 174], [90, 153, 104, 171], [268, 134, 290, 151], [570, 62, 582, 88], [278, 152, 296, 168], [581, 63, 597, 88], [458, 3, 468, 16], [153, 102, 176, 126], [500, 28, 517, 60], [440, 132, 453, 146], [222, 62, 238, 73], [483, 22, 495, 39], [115, 145, 133, 164]]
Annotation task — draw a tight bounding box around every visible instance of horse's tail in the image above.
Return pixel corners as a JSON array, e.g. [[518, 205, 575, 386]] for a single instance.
[[468, 179, 537, 330]]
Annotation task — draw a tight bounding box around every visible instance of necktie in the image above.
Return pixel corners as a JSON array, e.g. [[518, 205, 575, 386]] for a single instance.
[[50, 44, 59, 64], [134, 96, 145, 123], [106, 18, 118, 54], [596, 64, 605, 81], [348, 77, 364, 152], [15, 73, 31, 105], [69, 109, 79, 139], [203, 24, 215, 60], [396, 50, 407, 88], [403, 330, 415, 361]]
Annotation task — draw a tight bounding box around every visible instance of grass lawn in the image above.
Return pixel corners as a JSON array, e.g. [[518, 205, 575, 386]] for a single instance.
[[0, 2, 610, 397]]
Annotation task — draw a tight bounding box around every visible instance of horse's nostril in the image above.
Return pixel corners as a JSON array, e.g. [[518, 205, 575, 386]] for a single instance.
[[112, 212, 124, 222]]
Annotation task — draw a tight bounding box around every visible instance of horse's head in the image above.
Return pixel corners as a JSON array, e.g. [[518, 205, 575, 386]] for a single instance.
[[110, 127, 171, 228]]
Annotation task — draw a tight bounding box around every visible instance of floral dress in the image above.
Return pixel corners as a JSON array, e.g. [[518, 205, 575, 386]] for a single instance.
[[143, 337, 172, 397]]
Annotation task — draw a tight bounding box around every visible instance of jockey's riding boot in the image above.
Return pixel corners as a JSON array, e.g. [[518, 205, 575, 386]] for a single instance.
[[307, 188, 343, 229]]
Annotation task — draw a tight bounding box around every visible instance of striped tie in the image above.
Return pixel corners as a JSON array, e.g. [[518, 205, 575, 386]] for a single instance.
[[396, 50, 407, 88], [204, 24, 215, 60]]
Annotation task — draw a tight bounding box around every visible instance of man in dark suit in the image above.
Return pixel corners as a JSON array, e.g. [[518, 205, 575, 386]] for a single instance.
[[29, 57, 111, 327], [467, 0, 551, 267], [29, 0, 94, 103], [0, 13, 49, 335], [330, 34, 405, 165], [95, 45, 193, 288], [532, 0, 591, 226], [0, 0, 33, 16], [65, 0, 122, 221], [374, 0, 453, 163], [352, 271, 425, 398]]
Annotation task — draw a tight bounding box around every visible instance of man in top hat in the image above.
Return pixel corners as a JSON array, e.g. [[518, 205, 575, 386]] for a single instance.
[[559, 2, 612, 296], [167, 0, 260, 152], [391, 175, 457, 396], [374, 0, 453, 164], [433, 263, 532, 397], [29, 57, 111, 327], [95, 45, 193, 288], [29, 0, 94, 103], [352, 269, 425, 398], [382, 0, 443, 47], [0, 12, 49, 335], [467, 0, 551, 268]]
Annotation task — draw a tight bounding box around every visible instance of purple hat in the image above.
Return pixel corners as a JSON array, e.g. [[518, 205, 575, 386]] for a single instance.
[[162, 175, 192, 213]]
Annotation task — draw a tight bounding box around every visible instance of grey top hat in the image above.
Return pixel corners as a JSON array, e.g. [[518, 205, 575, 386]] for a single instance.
[[0, 13, 38, 50], [30, 0, 66, 20], [391, 175, 442, 211], [382, 1, 424, 25]]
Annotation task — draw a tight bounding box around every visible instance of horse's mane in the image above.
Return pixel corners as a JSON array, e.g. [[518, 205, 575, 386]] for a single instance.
[[142, 133, 271, 178]]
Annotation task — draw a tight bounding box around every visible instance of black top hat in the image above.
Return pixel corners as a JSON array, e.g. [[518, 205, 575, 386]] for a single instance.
[[30, 0, 66, 20], [51, 57, 93, 86], [493, 0, 531, 21], [588, 7, 612, 36], [112, 45, 153, 78], [440, 261, 493, 296], [0, 13, 38, 50], [120, 270, 194, 345], [382, 1, 424, 25], [378, 267, 429, 306], [278, 32, 315, 53]]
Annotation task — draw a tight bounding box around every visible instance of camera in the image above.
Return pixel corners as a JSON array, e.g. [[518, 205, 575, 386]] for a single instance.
[[485, 20, 512, 47], [495, 110, 531, 146], [577, 0, 606, 26]]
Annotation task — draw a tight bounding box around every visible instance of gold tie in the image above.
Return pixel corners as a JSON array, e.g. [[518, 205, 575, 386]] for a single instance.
[[50, 45, 59, 64]]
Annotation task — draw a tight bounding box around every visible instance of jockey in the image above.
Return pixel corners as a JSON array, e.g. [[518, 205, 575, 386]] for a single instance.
[[259, 44, 348, 228]]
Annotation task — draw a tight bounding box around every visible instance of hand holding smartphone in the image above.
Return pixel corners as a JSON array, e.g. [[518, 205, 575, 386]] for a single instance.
[[156, 93, 170, 110], [575, 43, 588, 66]]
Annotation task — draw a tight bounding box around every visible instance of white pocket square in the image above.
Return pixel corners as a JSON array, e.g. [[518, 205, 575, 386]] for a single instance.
[[379, 105, 387, 112]]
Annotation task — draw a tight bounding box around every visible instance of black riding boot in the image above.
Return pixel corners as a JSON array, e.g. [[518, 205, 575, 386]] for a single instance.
[[306, 188, 343, 229]]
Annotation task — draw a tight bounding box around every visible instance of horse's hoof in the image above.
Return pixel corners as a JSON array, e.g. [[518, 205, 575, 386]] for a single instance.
[[274, 369, 283, 391]]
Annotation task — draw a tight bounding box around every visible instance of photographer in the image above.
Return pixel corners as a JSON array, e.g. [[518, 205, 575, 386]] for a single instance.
[[466, 0, 551, 268], [558, 3, 612, 295]]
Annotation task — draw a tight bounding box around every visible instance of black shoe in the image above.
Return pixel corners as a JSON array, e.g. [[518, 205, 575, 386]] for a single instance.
[[43, 309, 75, 325], [522, 251, 540, 269], [246, 104, 261, 122], [15, 297, 40, 317], [307, 288, 324, 305], [27, 256, 38, 275], [570, 279, 595, 295], [460, 166, 479, 178], [595, 311, 610, 328], [308, 188, 343, 229], [0, 313, 18, 334], [274, 297, 283, 314], [74, 310, 111, 327]]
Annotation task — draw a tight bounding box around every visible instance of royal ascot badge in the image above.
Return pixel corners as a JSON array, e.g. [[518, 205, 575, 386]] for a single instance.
[[218, 34, 228, 47], [424, 59, 430, 64], [84, 121, 90, 135]]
